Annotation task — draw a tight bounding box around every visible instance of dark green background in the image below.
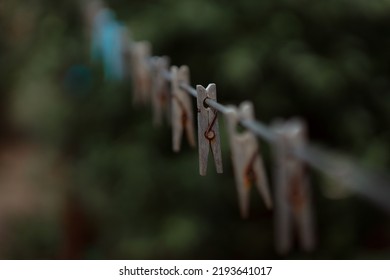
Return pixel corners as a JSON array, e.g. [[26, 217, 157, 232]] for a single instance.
[[0, 0, 389, 259]]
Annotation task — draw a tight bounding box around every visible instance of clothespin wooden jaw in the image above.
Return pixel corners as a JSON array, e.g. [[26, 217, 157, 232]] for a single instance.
[[225, 102, 272, 218], [170, 65, 196, 152], [196, 84, 223, 176], [272, 118, 315, 255], [151, 56, 170, 126], [130, 41, 152, 105]]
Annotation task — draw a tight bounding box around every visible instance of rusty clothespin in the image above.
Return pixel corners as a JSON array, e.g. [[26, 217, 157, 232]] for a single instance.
[[170, 65, 196, 152], [196, 84, 223, 176], [225, 102, 272, 218], [130, 41, 152, 105], [151, 56, 171, 127], [271, 118, 315, 255]]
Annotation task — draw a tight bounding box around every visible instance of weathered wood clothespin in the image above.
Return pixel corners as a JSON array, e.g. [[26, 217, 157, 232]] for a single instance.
[[170, 65, 196, 152], [196, 84, 223, 176], [130, 41, 152, 105], [225, 102, 272, 218], [151, 56, 171, 127], [83, 0, 104, 34], [271, 118, 315, 255], [121, 28, 133, 79]]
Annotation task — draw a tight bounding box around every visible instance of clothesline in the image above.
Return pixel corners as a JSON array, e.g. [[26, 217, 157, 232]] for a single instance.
[[162, 70, 390, 215], [84, 0, 389, 255]]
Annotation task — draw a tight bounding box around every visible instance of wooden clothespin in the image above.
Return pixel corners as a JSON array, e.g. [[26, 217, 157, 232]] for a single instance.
[[130, 41, 152, 105], [225, 102, 272, 218], [196, 84, 223, 176], [271, 118, 315, 255], [83, 0, 104, 34], [151, 56, 171, 127], [170, 65, 196, 152], [121, 28, 133, 79]]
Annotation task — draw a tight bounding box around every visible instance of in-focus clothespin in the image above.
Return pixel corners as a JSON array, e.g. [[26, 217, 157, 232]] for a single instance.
[[151, 56, 171, 127], [271, 118, 315, 255], [130, 41, 152, 105], [225, 102, 272, 218], [170, 65, 196, 152], [196, 84, 223, 176]]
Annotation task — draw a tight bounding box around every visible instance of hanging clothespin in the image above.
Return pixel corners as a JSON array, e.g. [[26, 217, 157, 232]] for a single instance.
[[130, 41, 152, 105], [271, 118, 315, 255], [196, 84, 223, 176], [151, 56, 171, 127], [83, 0, 104, 34], [103, 23, 126, 81], [121, 28, 133, 79], [225, 102, 272, 218], [170, 65, 196, 152], [89, 8, 126, 81]]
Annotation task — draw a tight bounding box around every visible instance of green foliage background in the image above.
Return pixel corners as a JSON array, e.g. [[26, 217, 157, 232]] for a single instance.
[[0, 0, 389, 259]]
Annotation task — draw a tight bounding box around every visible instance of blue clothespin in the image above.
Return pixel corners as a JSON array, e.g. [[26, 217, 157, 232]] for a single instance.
[[91, 9, 113, 62], [101, 21, 125, 80], [91, 8, 126, 81]]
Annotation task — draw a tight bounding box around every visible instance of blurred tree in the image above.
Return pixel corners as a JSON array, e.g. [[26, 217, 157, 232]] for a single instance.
[[0, 0, 388, 259]]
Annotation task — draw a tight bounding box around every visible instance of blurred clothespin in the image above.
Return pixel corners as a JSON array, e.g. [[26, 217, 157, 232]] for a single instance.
[[130, 41, 152, 105], [196, 84, 223, 176], [90, 8, 126, 81], [225, 102, 272, 218], [121, 28, 134, 79], [170, 65, 196, 152], [271, 118, 315, 255], [151, 56, 171, 127], [102, 23, 126, 80], [83, 0, 104, 33]]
